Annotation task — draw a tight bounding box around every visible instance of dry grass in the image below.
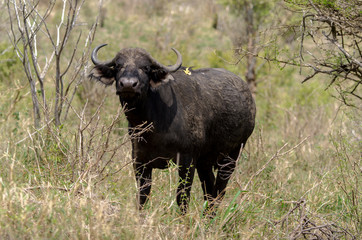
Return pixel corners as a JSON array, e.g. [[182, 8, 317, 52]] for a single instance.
[[0, 88, 359, 239], [0, 0, 360, 239]]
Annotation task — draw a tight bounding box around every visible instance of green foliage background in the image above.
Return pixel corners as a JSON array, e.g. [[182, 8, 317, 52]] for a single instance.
[[0, 0, 360, 239]]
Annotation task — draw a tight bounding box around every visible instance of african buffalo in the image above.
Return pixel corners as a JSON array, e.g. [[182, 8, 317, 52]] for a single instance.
[[89, 44, 256, 214]]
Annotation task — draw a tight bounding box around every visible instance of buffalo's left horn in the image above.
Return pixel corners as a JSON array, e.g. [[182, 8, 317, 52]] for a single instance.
[[150, 48, 182, 72], [91, 44, 114, 66]]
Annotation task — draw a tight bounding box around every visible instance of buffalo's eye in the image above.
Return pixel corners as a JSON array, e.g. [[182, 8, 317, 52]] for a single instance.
[[140, 66, 150, 73], [114, 63, 124, 71]]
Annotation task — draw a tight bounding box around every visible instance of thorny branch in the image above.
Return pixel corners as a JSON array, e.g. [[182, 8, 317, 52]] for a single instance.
[[291, 0, 362, 105], [235, 1, 362, 106]]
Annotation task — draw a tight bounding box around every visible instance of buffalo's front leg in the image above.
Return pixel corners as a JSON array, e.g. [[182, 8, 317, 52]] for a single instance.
[[176, 154, 195, 214], [134, 163, 152, 210]]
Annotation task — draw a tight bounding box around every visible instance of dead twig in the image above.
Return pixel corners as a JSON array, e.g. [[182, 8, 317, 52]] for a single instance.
[[242, 137, 309, 191], [272, 198, 357, 239]]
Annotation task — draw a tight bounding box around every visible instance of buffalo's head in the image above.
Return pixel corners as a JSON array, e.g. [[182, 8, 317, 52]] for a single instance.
[[89, 44, 182, 104]]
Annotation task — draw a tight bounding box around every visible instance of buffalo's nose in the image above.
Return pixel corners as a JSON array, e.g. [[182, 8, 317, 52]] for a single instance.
[[119, 77, 139, 89]]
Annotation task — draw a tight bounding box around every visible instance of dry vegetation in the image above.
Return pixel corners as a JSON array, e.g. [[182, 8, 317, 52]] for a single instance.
[[0, 0, 360, 239]]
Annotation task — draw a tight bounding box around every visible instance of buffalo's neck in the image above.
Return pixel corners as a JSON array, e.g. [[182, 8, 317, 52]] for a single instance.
[[123, 84, 178, 132]]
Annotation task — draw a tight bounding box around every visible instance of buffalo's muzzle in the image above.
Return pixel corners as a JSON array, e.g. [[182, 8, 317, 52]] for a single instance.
[[117, 77, 141, 99], [119, 77, 139, 89]]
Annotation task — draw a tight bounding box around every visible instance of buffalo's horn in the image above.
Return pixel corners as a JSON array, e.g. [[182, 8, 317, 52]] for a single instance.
[[150, 48, 182, 72], [91, 44, 114, 66]]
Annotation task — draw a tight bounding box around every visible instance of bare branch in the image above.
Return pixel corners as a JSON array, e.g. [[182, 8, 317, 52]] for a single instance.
[[6, 0, 103, 130]]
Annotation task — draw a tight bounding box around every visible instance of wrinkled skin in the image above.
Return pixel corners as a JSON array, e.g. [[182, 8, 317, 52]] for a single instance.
[[89, 45, 256, 214]]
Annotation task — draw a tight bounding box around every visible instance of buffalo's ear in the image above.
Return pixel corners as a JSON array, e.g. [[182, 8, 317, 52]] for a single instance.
[[149, 68, 175, 89], [88, 65, 115, 86]]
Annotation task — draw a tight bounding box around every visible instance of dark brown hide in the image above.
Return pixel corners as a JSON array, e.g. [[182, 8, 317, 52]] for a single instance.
[[89, 45, 256, 214]]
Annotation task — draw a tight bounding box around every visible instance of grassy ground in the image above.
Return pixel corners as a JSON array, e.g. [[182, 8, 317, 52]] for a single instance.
[[0, 0, 360, 239]]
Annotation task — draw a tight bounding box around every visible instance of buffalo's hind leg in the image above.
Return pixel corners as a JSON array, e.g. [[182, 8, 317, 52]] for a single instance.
[[196, 156, 216, 215], [176, 154, 195, 214], [213, 144, 243, 208]]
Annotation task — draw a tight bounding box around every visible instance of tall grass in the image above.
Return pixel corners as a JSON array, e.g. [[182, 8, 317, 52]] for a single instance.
[[0, 0, 360, 239], [1, 72, 359, 239]]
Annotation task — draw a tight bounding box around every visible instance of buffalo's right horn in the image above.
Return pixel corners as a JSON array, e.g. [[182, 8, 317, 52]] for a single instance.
[[91, 44, 114, 66]]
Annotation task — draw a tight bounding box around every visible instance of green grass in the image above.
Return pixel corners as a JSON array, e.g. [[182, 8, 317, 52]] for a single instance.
[[0, 0, 360, 239]]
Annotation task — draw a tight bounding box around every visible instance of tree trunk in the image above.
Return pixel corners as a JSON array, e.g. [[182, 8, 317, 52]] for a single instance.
[[23, 49, 41, 129], [244, 1, 257, 96]]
